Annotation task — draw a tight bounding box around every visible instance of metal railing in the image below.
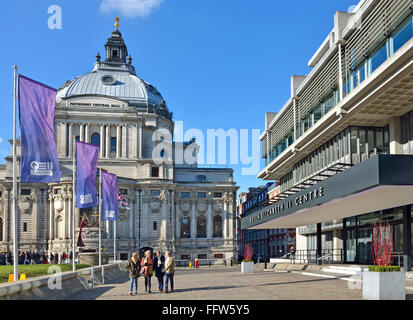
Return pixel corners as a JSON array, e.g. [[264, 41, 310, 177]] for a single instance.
[[174, 259, 225, 268], [292, 249, 344, 264]]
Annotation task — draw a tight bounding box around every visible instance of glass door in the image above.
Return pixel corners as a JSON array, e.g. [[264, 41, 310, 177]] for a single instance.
[[357, 228, 373, 264], [346, 229, 356, 262]]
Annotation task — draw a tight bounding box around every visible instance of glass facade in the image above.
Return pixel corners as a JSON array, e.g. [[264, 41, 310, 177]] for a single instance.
[[300, 90, 339, 136], [344, 14, 413, 96], [280, 125, 389, 192], [343, 207, 408, 264], [400, 110, 413, 154]]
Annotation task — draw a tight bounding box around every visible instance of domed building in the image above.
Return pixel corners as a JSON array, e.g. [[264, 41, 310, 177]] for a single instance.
[[0, 24, 238, 264]]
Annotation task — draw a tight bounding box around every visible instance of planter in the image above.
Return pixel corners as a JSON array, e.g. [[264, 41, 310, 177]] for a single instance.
[[241, 261, 254, 273], [362, 271, 406, 300]]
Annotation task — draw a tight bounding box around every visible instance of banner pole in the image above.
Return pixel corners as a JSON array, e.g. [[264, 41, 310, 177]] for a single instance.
[[12, 65, 18, 282], [98, 168, 102, 266], [72, 137, 76, 271], [114, 220, 116, 263]]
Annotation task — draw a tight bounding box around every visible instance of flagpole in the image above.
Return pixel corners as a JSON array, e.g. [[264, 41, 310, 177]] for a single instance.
[[98, 168, 102, 266], [12, 65, 19, 282], [72, 137, 76, 271], [114, 220, 116, 263]]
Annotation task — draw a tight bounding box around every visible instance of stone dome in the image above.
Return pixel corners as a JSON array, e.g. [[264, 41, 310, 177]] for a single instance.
[[56, 28, 172, 120]]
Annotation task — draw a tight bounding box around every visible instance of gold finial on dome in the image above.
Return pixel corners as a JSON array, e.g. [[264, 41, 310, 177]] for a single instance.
[[115, 17, 120, 30]]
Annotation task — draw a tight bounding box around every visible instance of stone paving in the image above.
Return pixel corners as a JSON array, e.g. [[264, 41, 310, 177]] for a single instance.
[[68, 266, 372, 300]]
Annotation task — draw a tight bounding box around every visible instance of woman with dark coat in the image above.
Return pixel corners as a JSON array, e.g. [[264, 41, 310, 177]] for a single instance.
[[153, 251, 165, 292], [126, 252, 140, 295]]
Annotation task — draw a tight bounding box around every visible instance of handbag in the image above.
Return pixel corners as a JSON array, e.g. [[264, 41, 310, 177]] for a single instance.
[[140, 266, 145, 275]]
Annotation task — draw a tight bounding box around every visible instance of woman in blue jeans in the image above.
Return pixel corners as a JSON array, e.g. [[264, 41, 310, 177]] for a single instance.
[[163, 251, 175, 293], [126, 252, 140, 295]]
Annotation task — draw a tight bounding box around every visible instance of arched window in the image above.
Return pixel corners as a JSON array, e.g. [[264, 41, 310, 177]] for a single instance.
[[213, 215, 222, 238], [0, 217, 3, 242], [197, 215, 206, 238], [180, 217, 190, 238], [91, 133, 100, 147]]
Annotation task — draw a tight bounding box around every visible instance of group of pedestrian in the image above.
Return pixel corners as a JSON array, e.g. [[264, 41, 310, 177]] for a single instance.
[[0, 250, 73, 265], [126, 250, 175, 296]]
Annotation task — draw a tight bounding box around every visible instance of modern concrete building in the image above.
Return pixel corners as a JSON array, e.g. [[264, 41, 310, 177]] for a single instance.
[[0, 23, 238, 263], [242, 0, 413, 267], [236, 183, 295, 261]]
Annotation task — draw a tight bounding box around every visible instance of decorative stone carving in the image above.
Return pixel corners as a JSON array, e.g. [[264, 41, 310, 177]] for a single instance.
[[179, 199, 191, 213], [18, 198, 33, 215], [149, 198, 162, 211], [83, 228, 99, 239], [54, 198, 64, 213], [212, 201, 222, 213], [196, 200, 207, 213]]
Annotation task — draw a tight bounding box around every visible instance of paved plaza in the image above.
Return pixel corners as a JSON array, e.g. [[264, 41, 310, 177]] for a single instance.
[[69, 266, 371, 300]]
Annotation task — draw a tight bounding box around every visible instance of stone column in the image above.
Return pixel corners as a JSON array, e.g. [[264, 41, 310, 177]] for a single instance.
[[228, 199, 234, 239], [62, 122, 67, 157], [142, 190, 149, 239], [223, 200, 228, 239], [67, 190, 72, 241], [116, 125, 121, 158], [161, 190, 167, 240], [68, 123, 73, 157], [48, 191, 54, 240], [80, 124, 84, 142], [176, 201, 181, 239], [135, 190, 140, 243], [105, 125, 110, 158], [32, 189, 39, 243], [207, 199, 213, 239], [85, 124, 89, 143], [122, 125, 127, 158], [3, 189, 10, 242], [134, 125, 139, 159], [129, 194, 134, 240], [191, 198, 196, 239], [139, 123, 143, 159], [100, 125, 105, 158]]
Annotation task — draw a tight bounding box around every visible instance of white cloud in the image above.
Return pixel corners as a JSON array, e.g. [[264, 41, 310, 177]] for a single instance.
[[100, 0, 165, 19]]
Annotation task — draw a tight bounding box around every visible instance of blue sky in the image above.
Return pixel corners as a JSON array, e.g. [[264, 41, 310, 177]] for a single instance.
[[1, 0, 357, 193]]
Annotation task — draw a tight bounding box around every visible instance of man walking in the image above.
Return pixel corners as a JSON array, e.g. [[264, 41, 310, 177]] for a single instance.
[[163, 251, 175, 294], [153, 251, 165, 292]]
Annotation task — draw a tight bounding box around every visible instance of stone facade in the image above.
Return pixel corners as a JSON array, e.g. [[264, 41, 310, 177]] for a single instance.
[[0, 25, 238, 263]]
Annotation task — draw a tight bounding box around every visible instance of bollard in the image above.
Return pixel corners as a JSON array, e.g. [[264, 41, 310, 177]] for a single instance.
[[102, 265, 105, 285], [91, 267, 95, 289]]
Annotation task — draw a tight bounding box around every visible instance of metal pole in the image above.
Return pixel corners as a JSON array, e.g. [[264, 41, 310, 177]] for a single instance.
[[72, 137, 76, 271], [98, 168, 102, 266], [12, 65, 18, 282], [113, 220, 116, 263]]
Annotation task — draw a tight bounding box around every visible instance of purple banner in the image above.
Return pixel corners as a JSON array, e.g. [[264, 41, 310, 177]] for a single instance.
[[18, 75, 61, 183], [101, 171, 119, 221], [76, 141, 99, 208]]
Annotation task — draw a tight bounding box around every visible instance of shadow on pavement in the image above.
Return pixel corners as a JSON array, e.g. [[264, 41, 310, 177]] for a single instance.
[[260, 277, 349, 287], [173, 285, 246, 293], [68, 285, 118, 300]]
